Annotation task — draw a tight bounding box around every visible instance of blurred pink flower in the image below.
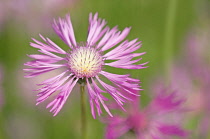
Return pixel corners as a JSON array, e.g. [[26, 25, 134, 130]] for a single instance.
[[105, 87, 188, 139], [0, 3, 7, 31], [0, 0, 78, 33], [153, 65, 203, 113], [185, 27, 210, 83], [24, 13, 147, 118], [152, 61, 209, 138], [187, 28, 210, 66], [185, 27, 210, 138], [152, 26, 210, 138]]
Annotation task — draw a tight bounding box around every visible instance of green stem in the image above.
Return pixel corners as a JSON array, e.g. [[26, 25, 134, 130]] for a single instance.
[[80, 84, 87, 139], [163, 0, 178, 84]]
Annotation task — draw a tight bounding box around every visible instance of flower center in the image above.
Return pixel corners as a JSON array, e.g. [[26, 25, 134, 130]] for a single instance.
[[67, 46, 103, 78]]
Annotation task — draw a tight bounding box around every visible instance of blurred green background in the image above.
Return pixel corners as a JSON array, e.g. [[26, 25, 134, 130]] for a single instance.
[[0, 0, 209, 138]]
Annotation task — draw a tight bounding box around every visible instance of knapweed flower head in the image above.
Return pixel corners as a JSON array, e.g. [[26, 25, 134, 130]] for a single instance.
[[24, 13, 147, 118], [105, 87, 188, 139]]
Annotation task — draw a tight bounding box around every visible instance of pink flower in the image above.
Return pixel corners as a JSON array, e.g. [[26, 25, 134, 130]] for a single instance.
[[24, 13, 147, 118], [105, 87, 188, 139]]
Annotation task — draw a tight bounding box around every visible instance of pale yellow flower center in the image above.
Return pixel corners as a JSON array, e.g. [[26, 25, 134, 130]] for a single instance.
[[68, 47, 103, 78]]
